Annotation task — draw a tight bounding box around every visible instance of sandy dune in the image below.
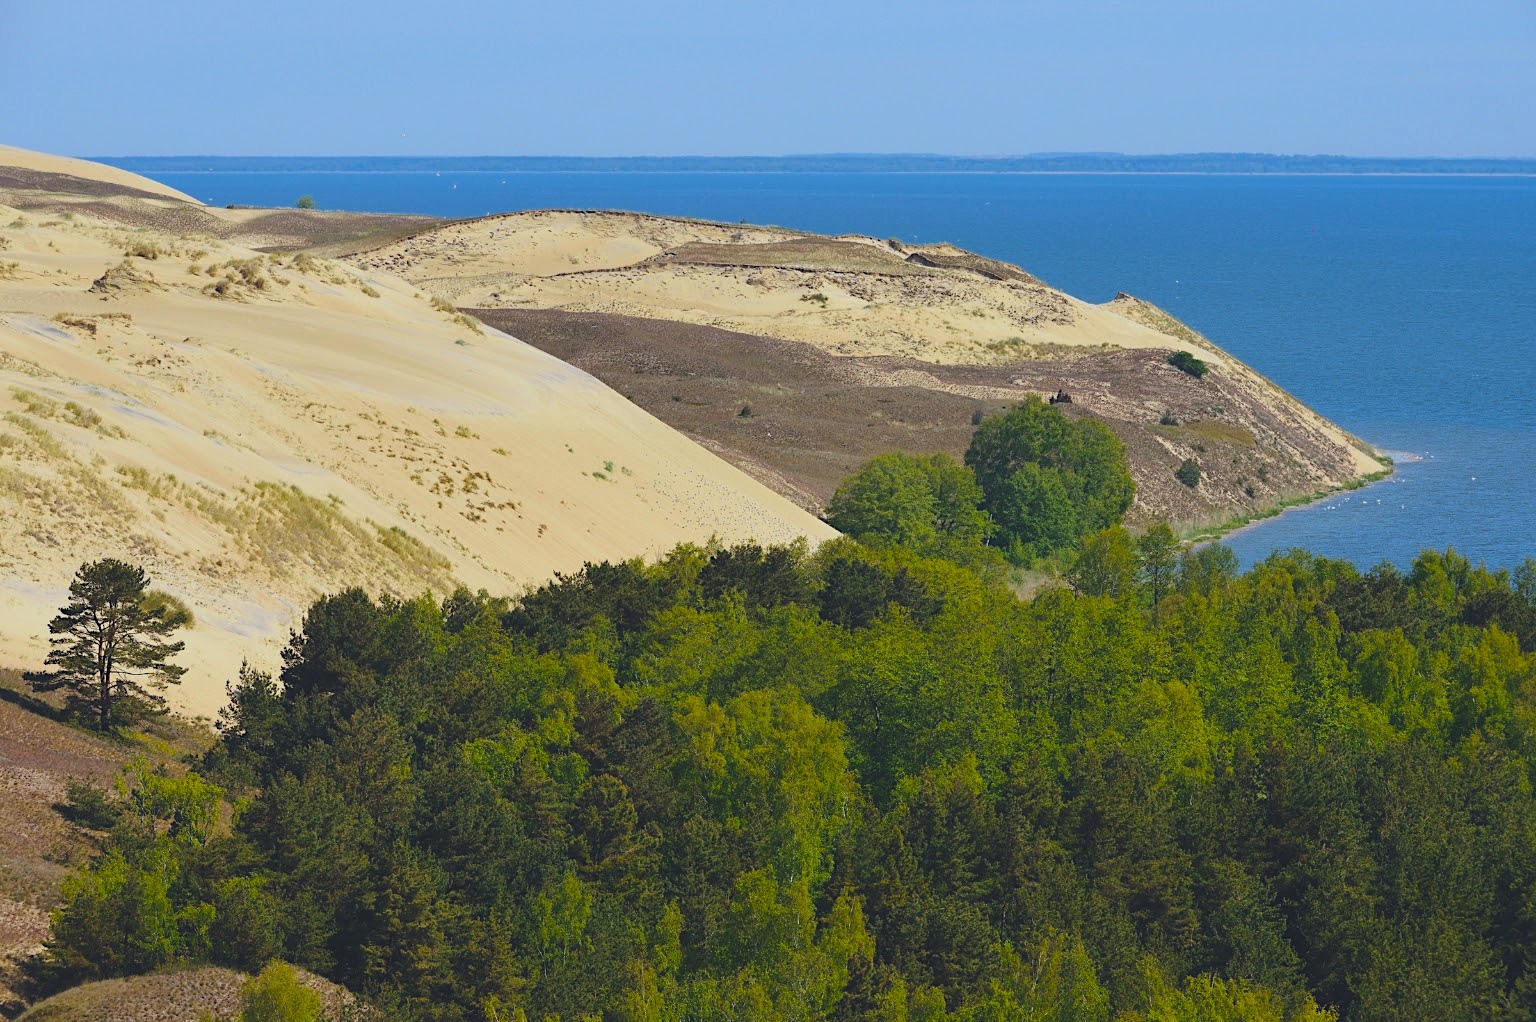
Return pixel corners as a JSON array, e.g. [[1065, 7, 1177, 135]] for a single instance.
[[0, 146, 198, 204], [0, 173, 835, 718]]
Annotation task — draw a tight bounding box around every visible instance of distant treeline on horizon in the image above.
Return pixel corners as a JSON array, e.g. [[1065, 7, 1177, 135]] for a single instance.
[[97, 153, 1536, 175]]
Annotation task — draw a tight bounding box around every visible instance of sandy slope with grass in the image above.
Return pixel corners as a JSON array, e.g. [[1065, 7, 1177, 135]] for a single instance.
[[0, 156, 836, 720]]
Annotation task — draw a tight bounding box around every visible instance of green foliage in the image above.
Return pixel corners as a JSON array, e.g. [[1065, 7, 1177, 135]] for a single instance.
[[26, 559, 187, 729], [241, 960, 323, 1022], [1067, 526, 1137, 599], [1125, 966, 1334, 1021], [1175, 459, 1202, 488], [966, 397, 1134, 560], [826, 452, 993, 549], [39, 539, 1536, 1022], [141, 589, 195, 628], [1136, 523, 1180, 610], [295, 195, 316, 210], [1168, 350, 1209, 378], [60, 778, 122, 830]]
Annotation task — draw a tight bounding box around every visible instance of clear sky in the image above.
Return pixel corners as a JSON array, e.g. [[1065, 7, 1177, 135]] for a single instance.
[[5, 0, 1532, 157]]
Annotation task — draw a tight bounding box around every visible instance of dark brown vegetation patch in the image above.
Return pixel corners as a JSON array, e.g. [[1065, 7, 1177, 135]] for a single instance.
[[473, 308, 1347, 528]]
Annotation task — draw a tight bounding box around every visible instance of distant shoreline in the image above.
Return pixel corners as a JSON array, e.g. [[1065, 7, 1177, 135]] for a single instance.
[[102, 169, 1536, 179], [94, 153, 1536, 177]]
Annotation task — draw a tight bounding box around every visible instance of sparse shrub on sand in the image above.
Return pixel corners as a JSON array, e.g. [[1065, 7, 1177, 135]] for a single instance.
[[63, 401, 102, 429], [290, 252, 320, 274], [1168, 349, 1209, 378], [141, 588, 195, 628], [203, 258, 271, 299], [123, 240, 166, 260], [1176, 458, 1202, 488], [451, 312, 482, 335], [0, 260, 20, 279], [59, 778, 123, 830], [800, 291, 829, 307], [430, 295, 456, 313], [359, 283, 380, 298]]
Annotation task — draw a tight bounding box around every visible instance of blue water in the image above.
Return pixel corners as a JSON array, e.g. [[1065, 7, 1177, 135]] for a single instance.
[[145, 169, 1536, 570]]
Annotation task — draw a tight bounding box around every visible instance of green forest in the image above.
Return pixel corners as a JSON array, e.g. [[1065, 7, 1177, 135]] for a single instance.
[[36, 529, 1536, 1022]]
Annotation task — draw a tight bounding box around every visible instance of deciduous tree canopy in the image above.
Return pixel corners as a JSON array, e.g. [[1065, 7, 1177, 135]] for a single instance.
[[965, 397, 1135, 561], [37, 542, 1536, 1022]]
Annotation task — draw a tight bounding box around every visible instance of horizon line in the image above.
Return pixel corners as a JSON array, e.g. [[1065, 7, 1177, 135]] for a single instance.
[[89, 150, 1536, 161]]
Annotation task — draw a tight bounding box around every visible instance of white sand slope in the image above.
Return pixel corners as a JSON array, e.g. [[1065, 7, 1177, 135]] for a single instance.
[[0, 197, 835, 718], [348, 210, 1229, 365], [0, 145, 198, 204]]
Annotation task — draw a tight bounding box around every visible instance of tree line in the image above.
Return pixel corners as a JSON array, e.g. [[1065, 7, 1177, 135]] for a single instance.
[[32, 532, 1536, 1022]]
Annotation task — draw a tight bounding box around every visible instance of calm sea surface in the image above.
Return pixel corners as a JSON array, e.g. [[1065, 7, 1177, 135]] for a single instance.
[[140, 169, 1536, 570]]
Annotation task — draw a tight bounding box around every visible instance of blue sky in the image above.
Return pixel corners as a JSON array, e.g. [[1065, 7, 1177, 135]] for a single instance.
[[5, 0, 1532, 157]]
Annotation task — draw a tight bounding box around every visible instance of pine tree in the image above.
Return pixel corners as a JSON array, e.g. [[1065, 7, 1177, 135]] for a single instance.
[[28, 559, 187, 729]]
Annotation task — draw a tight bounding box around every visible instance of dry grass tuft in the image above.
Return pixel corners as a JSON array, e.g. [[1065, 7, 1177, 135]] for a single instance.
[[202, 258, 270, 299], [122, 240, 166, 260]]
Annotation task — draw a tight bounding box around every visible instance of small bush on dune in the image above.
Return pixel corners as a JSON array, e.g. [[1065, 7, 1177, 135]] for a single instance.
[[1176, 458, 1202, 488], [241, 961, 322, 1022], [1168, 350, 1208, 378], [59, 779, 122, 830], [142, 588, 196, 628], [63, 401, 102, 429], [295, 195, 315, 210], [123, 241, 166, 260]]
